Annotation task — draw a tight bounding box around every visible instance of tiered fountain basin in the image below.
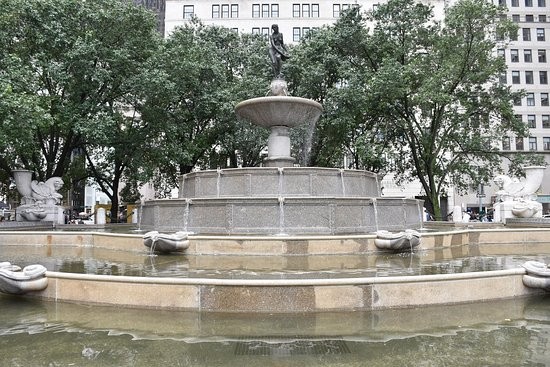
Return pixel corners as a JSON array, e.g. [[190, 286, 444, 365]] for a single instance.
[[0, 228, 548, 312], [140, 167, 423, 234]]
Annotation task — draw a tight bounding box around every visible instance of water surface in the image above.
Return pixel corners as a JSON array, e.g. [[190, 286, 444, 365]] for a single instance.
[[1, 295, 549, 366]]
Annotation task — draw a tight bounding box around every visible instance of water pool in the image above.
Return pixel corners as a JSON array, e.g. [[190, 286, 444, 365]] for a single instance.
[[2, 242, 550, 278], [1, 294, 549, 366]]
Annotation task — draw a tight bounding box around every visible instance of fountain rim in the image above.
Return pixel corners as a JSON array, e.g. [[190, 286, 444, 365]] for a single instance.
[[44, 268, 526, 286], [1, 227, 547, 312], [235, 95, 323, 112]]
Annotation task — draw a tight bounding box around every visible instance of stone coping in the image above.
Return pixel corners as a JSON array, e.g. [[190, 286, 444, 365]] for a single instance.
[[1, 227, 549, 255], [3, 228, 549, 312], [34, 268, 541, 312]]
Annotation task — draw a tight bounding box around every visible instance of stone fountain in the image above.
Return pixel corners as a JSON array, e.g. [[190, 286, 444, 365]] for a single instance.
[[140, 37, 422, 235], [140, 79, 422, 235]]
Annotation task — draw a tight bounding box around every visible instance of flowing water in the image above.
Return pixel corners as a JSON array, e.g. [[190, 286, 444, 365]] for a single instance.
[[0, 294, 549, 366]]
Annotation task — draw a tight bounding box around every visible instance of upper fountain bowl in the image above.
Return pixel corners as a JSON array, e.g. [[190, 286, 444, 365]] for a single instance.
[[235, 96, 323, 128]]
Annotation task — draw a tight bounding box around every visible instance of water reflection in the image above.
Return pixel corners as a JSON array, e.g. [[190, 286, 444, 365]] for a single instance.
[[3, 244, 550, 279], [0, 295, 549, 366]]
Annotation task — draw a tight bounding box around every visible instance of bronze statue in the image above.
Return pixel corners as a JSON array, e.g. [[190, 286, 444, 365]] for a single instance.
[[268, 24, 290, 79]]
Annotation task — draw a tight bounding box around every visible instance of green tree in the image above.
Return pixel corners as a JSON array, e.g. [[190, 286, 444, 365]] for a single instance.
[[287, 23, 394, 170], [140, 21, 269, 194], [0, 0, 161, 219], [293, 0, 532, 219]]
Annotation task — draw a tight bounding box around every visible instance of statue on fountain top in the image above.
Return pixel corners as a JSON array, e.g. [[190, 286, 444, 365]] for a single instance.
[[268, 24, 290, 79]]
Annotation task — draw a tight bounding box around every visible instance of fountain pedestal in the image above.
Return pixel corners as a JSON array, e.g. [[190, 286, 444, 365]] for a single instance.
[[140, 79, 424, 235], [265, 126, 294, 167], [235, 95, 323, 168]]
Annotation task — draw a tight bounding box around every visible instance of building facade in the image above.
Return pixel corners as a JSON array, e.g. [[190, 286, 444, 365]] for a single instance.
[[134, 0, 167, 35], [459, 0, 550, 215], [165, 1, 448, 40]]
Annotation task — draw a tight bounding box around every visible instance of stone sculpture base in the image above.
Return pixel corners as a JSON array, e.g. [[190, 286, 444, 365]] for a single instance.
[[16, 205, 65, 224], [493, 201, 542, 222], [140, 167, 424, 235]]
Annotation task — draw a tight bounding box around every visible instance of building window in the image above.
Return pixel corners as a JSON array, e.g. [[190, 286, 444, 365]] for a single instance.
[[527, 92, 536, 105], [212, 5, 220, 18], [499, 0, 506, 4], [539, 49, 547, 62], [252, 4, 260, 17], [526, 0, 533, 6], [499, 72, 507, 84], [183, 5, 194, 19], [514, 96, 522, 106], [512, 70, 521, 83], [302, 4, 310, 17], [262, 4, 269, 17], [526, 14, 535, 22], [540, 14, 547, 22], [524, 49, 533, 62], [529, 137, 538, 150], [497, 48, 505, 59], [515, 114, 523, 124], [511, 49, 519, 62], [512, 0, 519, 5], [221, 4, 229, 18], [543, 115, 550, 127], [516, 137, 524, 150], [542, 92, 549, 106], [526, 70, 534, 84], [293, 4, 300, 17], [512, 14, 520, 22], [503, 137, 511, 150], [528, 115, 537, 128], [293, 27, 301, 42], [541, 71, 548, 84], [312, 4, 320, 17], [261, 27, 270, 36], [271, 4, 279, 17], [544, 137, 550, 150], [333, 4, 341, 17], [252, 27, 260, 35], [523, 28, 532, 41], [539, 0, 546, 5], [231, 4, 239, 18], [537, 28, 546, 41]]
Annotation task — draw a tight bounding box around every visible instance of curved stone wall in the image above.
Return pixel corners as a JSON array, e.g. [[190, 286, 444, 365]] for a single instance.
[[140, 167, 422, 235], [179, 167, 381, 198]]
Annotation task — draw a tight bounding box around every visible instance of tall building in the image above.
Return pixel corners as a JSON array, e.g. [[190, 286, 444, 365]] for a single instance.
[[134, 0, 166, 35], [162, 0, 550, 216], [459, 0, 550, 215], [165, 1, 448, 40]]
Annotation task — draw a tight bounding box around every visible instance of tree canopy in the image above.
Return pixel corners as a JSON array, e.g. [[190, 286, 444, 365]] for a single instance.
[[0, 0, 544, 222], [288, 0, 539, 219]]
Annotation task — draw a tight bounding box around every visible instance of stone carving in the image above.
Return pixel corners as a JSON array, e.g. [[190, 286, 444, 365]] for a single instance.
[[143, 231, 192, 253], [0, 262, 48, 295], [268, 24, 290, 79], [522, 261, 550, 291], [374, 229, 421, 251], [493, 166, 545, 222], [12, 169, 65, 223]]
